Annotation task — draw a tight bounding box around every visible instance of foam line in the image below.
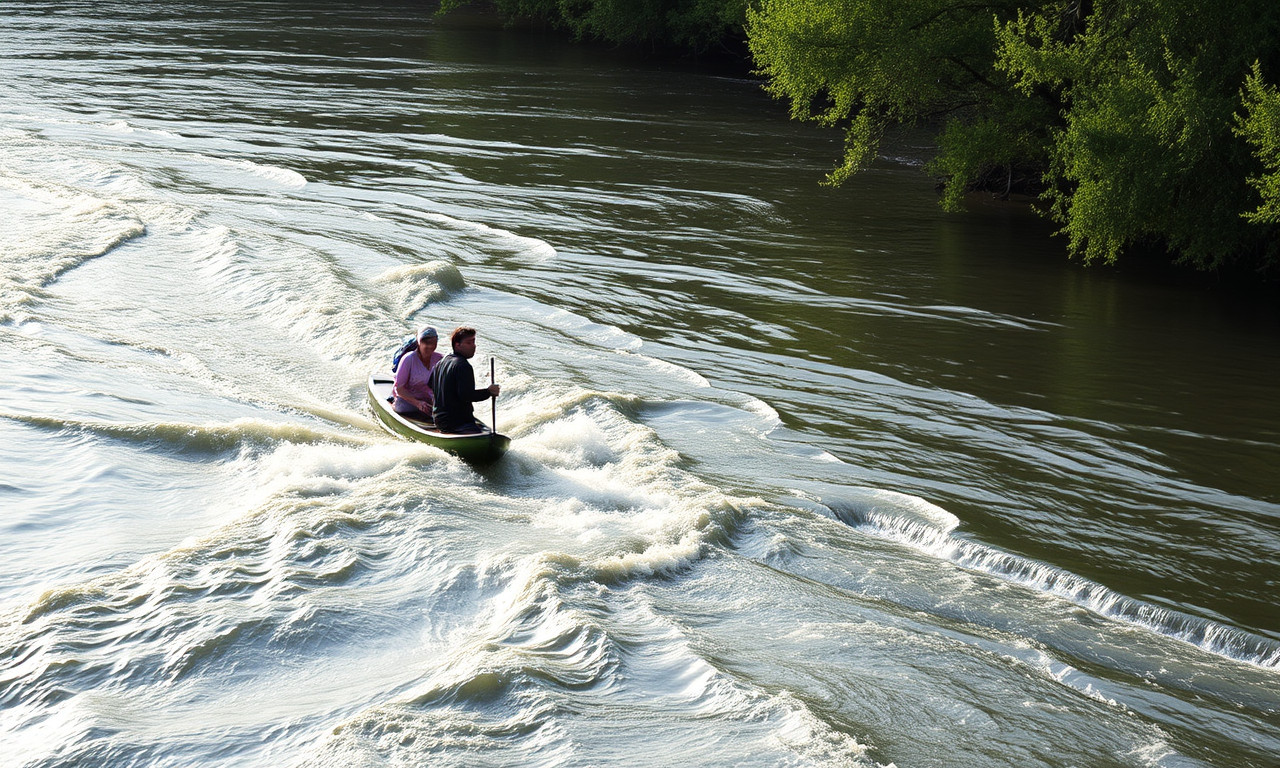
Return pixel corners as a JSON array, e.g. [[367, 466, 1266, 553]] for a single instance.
[[0, 411, 371, 455], [0, 174, 147, 319], [830, 499, 1280, 671]]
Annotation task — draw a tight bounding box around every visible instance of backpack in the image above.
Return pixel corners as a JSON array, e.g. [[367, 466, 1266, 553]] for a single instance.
[[391, 335, 417, 372]]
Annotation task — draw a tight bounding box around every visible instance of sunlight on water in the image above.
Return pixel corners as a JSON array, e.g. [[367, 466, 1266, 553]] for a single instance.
[[1, 2, 1278, 767]]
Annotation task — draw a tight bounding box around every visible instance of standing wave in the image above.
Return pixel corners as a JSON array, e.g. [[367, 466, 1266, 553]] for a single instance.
[[0, 171, 146, 322], [295, 555, 883, 768], [825, 495, 1280, 671]]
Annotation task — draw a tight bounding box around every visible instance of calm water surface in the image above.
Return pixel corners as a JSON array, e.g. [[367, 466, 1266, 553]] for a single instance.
[[2, 2, 1278, 767]]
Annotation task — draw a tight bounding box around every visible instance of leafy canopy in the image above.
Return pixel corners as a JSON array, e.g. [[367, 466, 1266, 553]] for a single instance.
[[1238, 62, 1280, 226], [746, 0, 1029, 186], [750, 0, 1280, 273]]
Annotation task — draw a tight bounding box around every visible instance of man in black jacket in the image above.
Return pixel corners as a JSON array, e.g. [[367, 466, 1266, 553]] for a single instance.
[[429, 326, 500, 433]]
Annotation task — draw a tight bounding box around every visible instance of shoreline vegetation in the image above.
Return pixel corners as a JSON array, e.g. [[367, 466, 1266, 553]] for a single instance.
[[433, 0, 1280, 294]]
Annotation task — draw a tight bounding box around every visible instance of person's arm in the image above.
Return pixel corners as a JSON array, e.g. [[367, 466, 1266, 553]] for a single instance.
[[405, 387, 431, 412], [462, 362, 495, 402]]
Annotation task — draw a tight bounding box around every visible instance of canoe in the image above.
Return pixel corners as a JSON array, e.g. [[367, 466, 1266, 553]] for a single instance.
[[367, 373, 510, 463]]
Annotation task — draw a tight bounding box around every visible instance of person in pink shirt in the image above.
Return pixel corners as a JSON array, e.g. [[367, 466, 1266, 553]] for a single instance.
[[392, 326, 442, 420]]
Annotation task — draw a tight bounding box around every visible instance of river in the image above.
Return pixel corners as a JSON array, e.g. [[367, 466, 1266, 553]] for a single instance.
[[2, 2, 1278, 766]]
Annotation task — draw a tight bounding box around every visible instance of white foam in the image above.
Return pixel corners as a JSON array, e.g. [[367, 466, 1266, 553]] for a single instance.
[[372, 259, 467, 318], [414, 210, 558, 263], [829, 494, 1280, 671], [641, 353, 710, 388], [97, 120, 182, 139], [374, 259, 466, 292], [0, 173, 146, 320], [517, 411, 619, 467], [822, 488, 960, 534], [209, 157, 308, 189]]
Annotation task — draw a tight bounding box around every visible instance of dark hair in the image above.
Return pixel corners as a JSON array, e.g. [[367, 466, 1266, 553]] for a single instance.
[[450, 326, 476, 351]]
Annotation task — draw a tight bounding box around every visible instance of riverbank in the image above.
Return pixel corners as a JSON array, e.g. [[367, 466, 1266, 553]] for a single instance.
[[434, 0, 1280, 293]]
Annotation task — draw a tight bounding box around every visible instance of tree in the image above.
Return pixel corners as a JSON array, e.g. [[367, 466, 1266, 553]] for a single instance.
[[748, 0, 1280, 275], [996, 0, 1280, 270], [1237, 62, 1280, 227], [746, 0, 1035, 187]]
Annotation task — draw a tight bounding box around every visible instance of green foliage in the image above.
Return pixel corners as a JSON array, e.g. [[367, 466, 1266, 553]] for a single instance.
[[750, 0, 1280, 274], [994, 0, 1280, 269], [930, 102, 1049, 210], [746, 0, 1029, 185], [1237, 62, 1280, 226]]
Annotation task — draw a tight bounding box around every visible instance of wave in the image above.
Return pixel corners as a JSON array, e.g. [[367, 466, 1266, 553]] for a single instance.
[[0, 172, 146, 322], [207, 156, 308, 189], [373, 259, 467, 318], [826, 493, 1280, 671], [0, 411, 372, 456], [298, 557, 883, 767], [2, 436, 450, 711], [97, 119, 183, 140], [411, 209, 559, 264], [500, 404, 748, 587], [173, 219, 420, 366]]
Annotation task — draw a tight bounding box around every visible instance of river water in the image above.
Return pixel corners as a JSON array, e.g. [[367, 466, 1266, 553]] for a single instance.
[[2, 2, 1278, 766]]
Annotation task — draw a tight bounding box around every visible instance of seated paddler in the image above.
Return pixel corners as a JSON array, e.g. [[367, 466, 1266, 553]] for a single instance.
[[429, 326, 500, 434], [392, 325, 442, 420]]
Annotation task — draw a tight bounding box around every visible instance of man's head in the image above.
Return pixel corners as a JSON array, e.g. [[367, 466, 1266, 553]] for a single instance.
[[450, 326, 478, 358]]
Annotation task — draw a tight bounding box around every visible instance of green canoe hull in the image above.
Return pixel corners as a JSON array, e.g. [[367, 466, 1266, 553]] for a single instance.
[[367, 374, 510, 464]]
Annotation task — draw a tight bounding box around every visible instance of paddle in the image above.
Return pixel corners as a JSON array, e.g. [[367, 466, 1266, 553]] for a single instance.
[[490, 356, 497, 439]]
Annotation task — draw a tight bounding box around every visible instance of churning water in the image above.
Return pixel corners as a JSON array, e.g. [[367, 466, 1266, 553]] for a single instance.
[[2, 2, 1278, 766]]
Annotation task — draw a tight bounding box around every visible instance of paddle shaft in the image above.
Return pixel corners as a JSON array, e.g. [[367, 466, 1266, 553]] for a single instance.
[[490, 356, 497, 435]]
